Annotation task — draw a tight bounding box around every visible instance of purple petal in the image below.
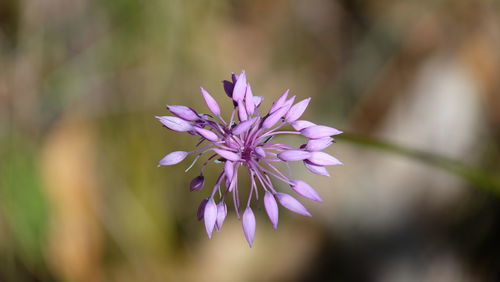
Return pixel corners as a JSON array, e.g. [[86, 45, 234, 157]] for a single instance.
[[158, 151, 189, 166], [275, 193, 311, 217], [301, 125, 343, 139], [232, 117, 258, 135], [245, 84, 255, 116], [213, 149, 240, 161], [277, 150, 312, 162], [224, 160, 235, 181], [215, 202, 227, 231], [264, 192, 279, 229], [305, 137, 333, 151], [262, 105, 289, 129], [304, 161, 330, 177], [156, 116, 193, 132], [232, 71, 247, 102], [197, 198, 208, 220], [308, 151, 342, 166], [204, 198, 217, 238], [285, 98, 311, 123], [223, 80, 234, 97], [290, 180, 323, 202], [200, 87, 221, 116], [269, 90, 289, 113], [238, 100, 248, 121], [283, 95, 296, 112], [190, 175, 205, 191], [194, 127, 219, 142], [242, 207, 256, 247], [291, 120, 316, 131], [166, 105, 199, 121], [254, 146, 266, 158], [253, 96, 264, 107]]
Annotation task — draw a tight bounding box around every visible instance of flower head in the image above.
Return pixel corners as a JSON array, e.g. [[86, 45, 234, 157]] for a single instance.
[[157, 71, 342, 246]]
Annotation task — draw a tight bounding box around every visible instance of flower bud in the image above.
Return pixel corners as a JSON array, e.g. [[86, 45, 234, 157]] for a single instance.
[[190, 175, 204, 191], [290, 180, 323, 202], [264, 192, 279, 229], [200, 87, 221, 116], [275, 192, 311, 217], [204, 198, 217, 238], [300, 125, 342, 139], [167, 105, 199, 121], [277, 150, 312, 162], [156, 116, 193, 132], [308, 151, 342, 166], [242, 207, 256, 247], [158, 151, 189, 166]]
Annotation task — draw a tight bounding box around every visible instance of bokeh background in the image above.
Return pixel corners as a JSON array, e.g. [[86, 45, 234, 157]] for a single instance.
[[1, 0, 500, 281]]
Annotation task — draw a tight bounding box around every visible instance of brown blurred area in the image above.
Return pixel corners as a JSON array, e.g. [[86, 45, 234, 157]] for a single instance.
[[1, 0, 500, 281]]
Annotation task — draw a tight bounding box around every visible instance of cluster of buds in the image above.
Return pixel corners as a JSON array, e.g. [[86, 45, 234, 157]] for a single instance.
[[156, 71, 342, 246]]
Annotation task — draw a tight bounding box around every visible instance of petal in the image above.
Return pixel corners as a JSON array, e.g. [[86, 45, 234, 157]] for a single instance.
[[156, 116, 193, 132], [291, 120, 316, 131], [232, 70, 247, 102], [290, 180, 323, 202], [215, 202, 227, 231], [158, 151, 189, 166], [190, 175, 205, 191], [275, 192, 311, 217], [301, 125, 343, 139], [232, 117, 258, 135], [262, 105, 289, 129], [308, 151, 342, 166], [213, 149, 240, 161], [245, 84, 255, 116], [242, 207, 256, 247], [197, 198, 208, 220], [254, 146, 266, 158], [269, 90, 289, 113], [304, 161, 330, 177], [194, 127, 219, 142], [166, 105, 199, 121], [305, 137, 333, 151], [200, 87, 221, 116], [264, 192, 279, 229], [204, 198, 217, 238], [253, 96, 264, 107], [238, 100, 248, 121], [277, 150, 312, 162], [224, 160, 235, 181], [285, 98, 311, 123]]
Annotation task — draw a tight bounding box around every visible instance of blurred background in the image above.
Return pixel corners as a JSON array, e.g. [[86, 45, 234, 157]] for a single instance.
[[1, 0, 500, 281]]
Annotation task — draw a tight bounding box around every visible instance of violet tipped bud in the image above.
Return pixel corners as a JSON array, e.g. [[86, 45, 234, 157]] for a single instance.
[[285, 98, 311, 123], [216, 202, 227, 231], [275, 192, 312, 217], [277, 150, 312, 162], [190, 175, 205, 191], [301, 125, 343, 139], [305, 137, 333, 151], [158, 151, 189, 166], [264, 192, 279, 229], [232, 71, 247, 102], [167, 105, 199, 121], [204, 198, 217, 238], [200, 87, 221, 116], [242, 207, 256, 247], [290, 180, 323, 202], [194, 126, 219, 142], [308, 151, 342, 166], [156, 116, 193, 132]]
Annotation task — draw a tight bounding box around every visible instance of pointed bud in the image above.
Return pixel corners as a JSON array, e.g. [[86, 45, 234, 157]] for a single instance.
[[223, 80, 234, 97], [204, 198, 217, 238], [167, 105, 199, 121], [215, 202, 227, 231], [158, 151, 189, 166], [232, 71, 247, 102], [224, 160, 234, 181], [213, 149, 240, 162], [290, 180, 323, 202], [190, 175, 205, 191], [269, 90, 289, 113], [264, 192, 279, 229], [304, 161, 330, 177], [275, 192, 311, 217], [254, 146, 266, 158], [193, 127, 219, 142], [232, 117, 258, 135], [283, 95, 296, 111], [245, 84, 255, 115], [197, 198, 208, 220], [285, 98, 311, 122], [305, 137, 333, 151], [262, 105, 289, 129], [308, 151, 342, 166], [301, 125, 343, 139], [242, 207, 256, 247], [200, 87, 221, 116], [156, 116, 193, 132], [291, 120, 316, 131], [277, 150, 312, 162], [237, 100, 248, 121]]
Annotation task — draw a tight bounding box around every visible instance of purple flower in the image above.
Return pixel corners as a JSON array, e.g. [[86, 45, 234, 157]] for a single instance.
[[156, 71, 342, 246]]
